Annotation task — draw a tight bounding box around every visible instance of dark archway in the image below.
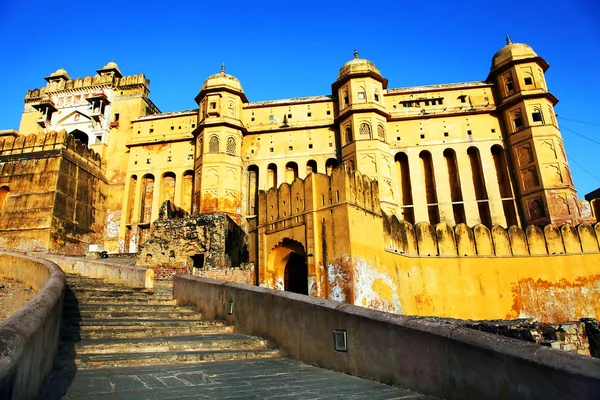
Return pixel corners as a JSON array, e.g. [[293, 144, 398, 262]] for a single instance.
[[70, 129, 89, 145], [284, 252, 308, 295]]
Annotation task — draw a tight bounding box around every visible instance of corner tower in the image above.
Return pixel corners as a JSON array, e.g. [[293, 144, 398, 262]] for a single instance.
[[193, 65, 247, 223], [490, 36, 583, 226], [332, 51, 395, 213]]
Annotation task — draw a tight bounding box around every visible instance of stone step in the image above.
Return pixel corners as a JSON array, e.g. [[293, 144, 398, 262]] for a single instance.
[[66, 292, 172, 300], [63, 310, 200, 320], [54, 349, 281, 370], [59, 334, 268, 355], [74, 298, 178, 305], [67, 288, 147, 296], [63, 318, 214, 327], [64, 303, 194, 312], [60, 324, 234, 340]]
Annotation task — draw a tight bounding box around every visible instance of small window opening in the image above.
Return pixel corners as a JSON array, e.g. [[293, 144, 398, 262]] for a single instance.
[[326, 110, 331, 115], [374, 93, 379, 101], [210, 102, 216, 109], [289, 146, 293, 151], [459, 95, 467, 103], [467, 130, 472, 135], [307, 112, 312, 117], [114, 113, 120, 122], [420, 134, 425, 139], [269, 115, 274, 120], [270, 147, 274, 152], [167, 156, 172, 162], [444, 132, 449, 137], [524, 77, 533, 85], [532, 111, 543, 122], [308, 144, 313, 149], [146, 158, 151, 164]]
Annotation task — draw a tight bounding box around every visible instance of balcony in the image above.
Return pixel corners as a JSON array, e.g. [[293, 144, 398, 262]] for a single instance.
[[110, 121, 119, 129]]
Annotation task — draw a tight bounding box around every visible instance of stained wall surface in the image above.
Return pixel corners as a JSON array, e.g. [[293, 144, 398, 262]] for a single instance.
[[0, 131, 106, 252], [257, 164, 600, 322]]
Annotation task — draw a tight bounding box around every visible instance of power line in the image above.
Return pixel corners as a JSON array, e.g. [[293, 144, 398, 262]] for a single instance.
[[561, 125, 600, 146], [567, 155, 600, 183], [558, 116, 600, 127]]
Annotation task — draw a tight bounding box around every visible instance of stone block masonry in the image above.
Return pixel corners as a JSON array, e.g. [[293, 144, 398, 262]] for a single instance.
[[137, 211, 252, 282]]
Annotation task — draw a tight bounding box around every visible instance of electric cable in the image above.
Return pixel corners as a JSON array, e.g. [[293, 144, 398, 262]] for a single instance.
[[558, 116, 600, 127]]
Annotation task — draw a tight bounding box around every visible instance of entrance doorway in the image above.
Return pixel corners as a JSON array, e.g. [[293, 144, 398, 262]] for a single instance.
[[284, 252, 308, 295]]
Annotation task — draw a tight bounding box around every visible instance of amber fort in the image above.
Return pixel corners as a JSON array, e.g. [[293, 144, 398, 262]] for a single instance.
[[1, 36, 600, 399], [0, 36, 599, 318]]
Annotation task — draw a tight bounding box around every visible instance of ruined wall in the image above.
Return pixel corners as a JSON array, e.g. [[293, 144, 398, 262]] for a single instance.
[[0, 131, 106, 253], [136, 211, 250, 281]]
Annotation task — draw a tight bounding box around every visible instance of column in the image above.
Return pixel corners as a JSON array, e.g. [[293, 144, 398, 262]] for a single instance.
[[455, 150, 480, 226], [431, 148, 454, 226], [408, 151, 428, 224], [480, 149, 507, 227]]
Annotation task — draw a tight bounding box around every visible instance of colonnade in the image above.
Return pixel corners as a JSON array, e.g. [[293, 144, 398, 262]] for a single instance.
[[394, 144, 519, 228]]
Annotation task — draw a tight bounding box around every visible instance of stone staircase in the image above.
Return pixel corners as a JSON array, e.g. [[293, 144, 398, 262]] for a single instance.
[[39, 274, 438, 399]]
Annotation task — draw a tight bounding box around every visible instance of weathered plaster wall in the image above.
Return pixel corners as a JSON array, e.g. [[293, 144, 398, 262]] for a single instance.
[[258, 165, 600, 323], [0, 131, 106, 253]]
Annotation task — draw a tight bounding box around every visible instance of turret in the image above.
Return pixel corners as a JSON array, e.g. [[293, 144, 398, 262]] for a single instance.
[[331, 51, 395, 214], [490, 36, 582, 225], [192, 64, 246, 222]]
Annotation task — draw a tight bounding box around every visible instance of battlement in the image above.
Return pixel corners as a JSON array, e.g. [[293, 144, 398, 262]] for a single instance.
[[383, 213, 600, 258], [0, 130, 102, 170], [25, 73, 149, 99], [257, 163, 380, 228]]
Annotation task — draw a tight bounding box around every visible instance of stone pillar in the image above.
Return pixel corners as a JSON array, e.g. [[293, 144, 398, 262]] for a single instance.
[[480, 149, 507, 227], [151, 176, 161, 224], [431, 148, 454, 226], [455, 151, 480, 226], [408, 151, 428, 224], [174, 170, 183, 207]]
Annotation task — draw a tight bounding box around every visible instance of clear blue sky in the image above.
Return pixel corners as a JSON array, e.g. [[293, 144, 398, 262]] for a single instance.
[[1, 1, 599, 195]]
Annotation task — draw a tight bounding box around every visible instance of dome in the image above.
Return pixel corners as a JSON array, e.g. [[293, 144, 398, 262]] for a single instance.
[[200, 64, 244, 93], [44, 68, 71, 81], [338, 50, 381, 80], [491, 36, 538, 70], [97, 61, 123, 78], [101, 61, 121, 71]]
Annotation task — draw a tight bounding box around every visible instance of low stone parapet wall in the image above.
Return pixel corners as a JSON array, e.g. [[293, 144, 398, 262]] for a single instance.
[[34, 254, 153, 289], [0, 251, 65, 400], [174, 274, 600, 400]]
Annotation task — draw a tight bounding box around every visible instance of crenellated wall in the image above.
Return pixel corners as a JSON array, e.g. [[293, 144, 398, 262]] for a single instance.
[[382, 214, 600, 258], [0, 130, 106, 253], [257, 163, 600, 322], [24, 73, 149, 99]]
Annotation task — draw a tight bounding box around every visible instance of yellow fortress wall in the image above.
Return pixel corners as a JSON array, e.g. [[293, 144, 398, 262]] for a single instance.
[[258, 164, 600, 322]]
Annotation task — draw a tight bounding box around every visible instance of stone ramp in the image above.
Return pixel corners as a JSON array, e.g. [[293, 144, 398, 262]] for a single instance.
[[39, 274, 439, 399]]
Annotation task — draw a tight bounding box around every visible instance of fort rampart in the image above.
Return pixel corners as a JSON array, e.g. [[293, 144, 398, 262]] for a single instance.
[[0, 131, 106, 253], [257, 164, 600, 322], [0, 251, 65, 400]]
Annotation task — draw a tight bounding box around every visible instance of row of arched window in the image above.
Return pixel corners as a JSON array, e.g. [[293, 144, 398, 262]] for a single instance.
[[395, 145, 518, 228], [208, 135, 237, 155], [345, 123, 386, 144]]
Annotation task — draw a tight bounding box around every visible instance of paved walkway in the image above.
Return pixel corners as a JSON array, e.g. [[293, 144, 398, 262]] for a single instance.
[[39, 275, 440, 399]]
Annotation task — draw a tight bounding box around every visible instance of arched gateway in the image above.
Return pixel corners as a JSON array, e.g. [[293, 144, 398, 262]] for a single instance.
[[267, 238, 308, 295]]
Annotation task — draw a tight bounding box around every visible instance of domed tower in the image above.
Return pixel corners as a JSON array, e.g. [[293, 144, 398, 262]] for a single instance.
[[490, 36, 583, 226], [332, 50, 395, 213], [193, 64, 247, 223]]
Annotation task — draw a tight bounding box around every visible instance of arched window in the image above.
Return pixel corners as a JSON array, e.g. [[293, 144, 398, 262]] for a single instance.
[[226, 137, 236, 155], [345, 127, 353, 144], [360, 123, 371, 138], [374, 89, 380, 102], [531, 107, 544, 124], [306, 160, 317, 175], [377, 124, 385, 140], [208, 135, 219, 153], [228, 102, 235, 117], [325, 158, 338, 176]]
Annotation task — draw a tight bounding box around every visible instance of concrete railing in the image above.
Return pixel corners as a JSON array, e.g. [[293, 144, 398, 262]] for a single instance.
[[174, 274, 600, 400], [0, 251, 65, 400], [32, 254, 153, 289]]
